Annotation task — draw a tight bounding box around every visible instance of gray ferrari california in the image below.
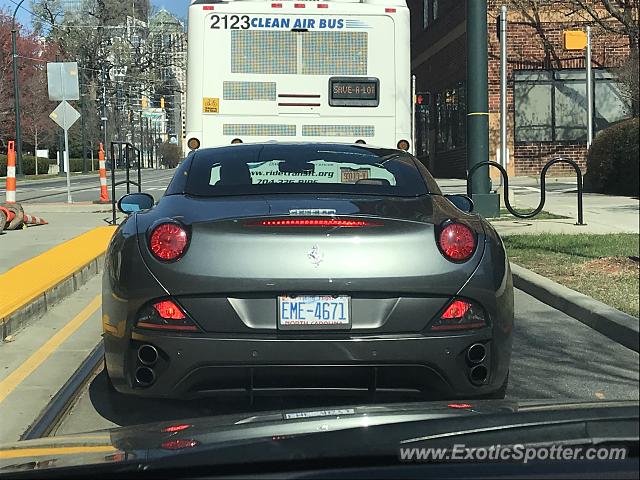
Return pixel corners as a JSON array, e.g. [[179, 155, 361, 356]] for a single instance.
[[103, 143, 513, 400]]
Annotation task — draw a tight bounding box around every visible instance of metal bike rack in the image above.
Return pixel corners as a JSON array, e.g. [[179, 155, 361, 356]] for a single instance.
[[108, 141, 143, 225], [467, 158, 586, 226]]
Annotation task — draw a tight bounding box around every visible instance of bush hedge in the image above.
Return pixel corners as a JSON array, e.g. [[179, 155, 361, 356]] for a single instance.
[[0, 155, 94, 176], [585, 118, 639, 196], [0, 155, 51, 176]]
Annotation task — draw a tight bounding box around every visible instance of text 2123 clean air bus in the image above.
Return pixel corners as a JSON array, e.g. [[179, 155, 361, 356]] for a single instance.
[[185, 0, 412, 152]]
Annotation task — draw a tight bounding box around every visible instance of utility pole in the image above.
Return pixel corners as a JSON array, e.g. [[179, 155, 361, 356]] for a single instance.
[[586, 26, 593, 149], [499, 5, 508, 176], [11, 0, 26, 177], [139, 110, 144, 166], [101, 69, 109, 169], [81, 69, 88, 174], [467, 0, 499, 217]]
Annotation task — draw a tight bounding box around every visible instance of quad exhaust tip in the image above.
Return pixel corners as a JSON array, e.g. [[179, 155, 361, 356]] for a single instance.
[[469, 365, 489, 385], [467, 343, 487, 365], [135, 366, 156, 387], [138, 345, 159, 366]]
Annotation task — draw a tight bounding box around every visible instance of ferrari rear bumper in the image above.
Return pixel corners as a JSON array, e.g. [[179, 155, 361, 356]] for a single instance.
[[104, 328, 509, 399]]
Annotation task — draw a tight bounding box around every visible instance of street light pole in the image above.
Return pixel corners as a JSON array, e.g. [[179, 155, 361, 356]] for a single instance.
[[466, 0, 500, 217], [11, 0, 27, 177]]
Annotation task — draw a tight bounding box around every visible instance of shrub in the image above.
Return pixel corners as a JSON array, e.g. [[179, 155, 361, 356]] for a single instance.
[[0, 155, 50, 176], [585, 118, 639, 196]]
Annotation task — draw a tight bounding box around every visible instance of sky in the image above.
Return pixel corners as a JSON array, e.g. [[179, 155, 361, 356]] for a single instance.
[[2, 0, 190, 29]]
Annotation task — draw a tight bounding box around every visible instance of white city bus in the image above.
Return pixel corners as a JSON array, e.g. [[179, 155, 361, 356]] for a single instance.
[[185, 0, 412, 152]]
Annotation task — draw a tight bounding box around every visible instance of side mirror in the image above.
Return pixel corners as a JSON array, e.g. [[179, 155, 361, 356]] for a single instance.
[[445, 194, 474, 213], [118, 193, 155, 214]]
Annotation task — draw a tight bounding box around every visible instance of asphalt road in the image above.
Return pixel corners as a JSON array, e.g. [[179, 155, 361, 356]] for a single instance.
[[53, 289, 639, 436], [1, 168, 176, 204]]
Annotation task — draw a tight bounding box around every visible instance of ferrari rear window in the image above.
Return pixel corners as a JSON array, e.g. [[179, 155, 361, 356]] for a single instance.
[[184, 144, 431, 197]]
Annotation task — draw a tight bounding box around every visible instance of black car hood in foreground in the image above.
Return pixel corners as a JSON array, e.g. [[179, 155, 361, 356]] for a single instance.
[[0, 400, 637, 476]]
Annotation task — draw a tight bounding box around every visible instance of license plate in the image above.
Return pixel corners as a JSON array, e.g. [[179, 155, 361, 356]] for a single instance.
[[278, 295, 351, 330]]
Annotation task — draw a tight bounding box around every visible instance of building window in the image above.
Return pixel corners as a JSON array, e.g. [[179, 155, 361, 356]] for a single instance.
[[514, 69, 631, 143], [435, 83, 466, 153]]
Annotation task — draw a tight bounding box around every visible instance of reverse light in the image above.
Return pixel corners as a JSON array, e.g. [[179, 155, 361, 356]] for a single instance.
[[136, 300, 199, 332], [438, 223, 476, 262], [149, 223, 189, 261], [429, 299, 486, 331], [247, 218, 382, 227]]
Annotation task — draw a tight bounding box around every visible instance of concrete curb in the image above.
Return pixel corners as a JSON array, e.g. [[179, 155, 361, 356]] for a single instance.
[[1, 255, 105, 341], [511, 263, 639, 353]]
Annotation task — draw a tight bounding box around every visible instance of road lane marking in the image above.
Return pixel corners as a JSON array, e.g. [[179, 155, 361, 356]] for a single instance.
[[0, 446, 117, 459], [0, 295, 101, 404]]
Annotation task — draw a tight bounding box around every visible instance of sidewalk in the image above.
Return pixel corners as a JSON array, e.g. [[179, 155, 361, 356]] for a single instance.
[[438, 177, 639, 235], [0, 203, 113, 275]]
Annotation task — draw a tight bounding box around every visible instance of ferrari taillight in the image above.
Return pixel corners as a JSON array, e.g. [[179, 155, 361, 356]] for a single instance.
[[429, 299, 487, 331], [136, 300, 199, 332], [153, 300, 186, 320], [438, 223, 476, 262], [246, 218, 382, 227], [149, 223, 189, 261]]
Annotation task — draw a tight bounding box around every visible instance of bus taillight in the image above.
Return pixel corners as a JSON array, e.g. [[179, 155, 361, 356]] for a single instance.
[[397, 140, 410, 151]]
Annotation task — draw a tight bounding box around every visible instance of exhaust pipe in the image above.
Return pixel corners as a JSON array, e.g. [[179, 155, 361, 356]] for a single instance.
[[467, 343, 486, 365], [469, 365, 489, 385], [138, 345, 159, 366], [135, 366, 156, 387]]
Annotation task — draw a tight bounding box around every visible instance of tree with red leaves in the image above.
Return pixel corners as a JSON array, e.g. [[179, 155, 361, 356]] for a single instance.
[[0, 10, 57, 154]]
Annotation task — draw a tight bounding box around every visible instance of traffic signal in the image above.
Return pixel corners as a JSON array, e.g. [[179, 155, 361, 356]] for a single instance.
[[160, 97, 165, 109], [141, 96, 148, 109], [415, 92, 430, 106]]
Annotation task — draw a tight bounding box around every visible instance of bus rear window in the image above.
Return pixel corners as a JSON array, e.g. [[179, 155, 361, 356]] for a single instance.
[[185, 144, 430, 197]]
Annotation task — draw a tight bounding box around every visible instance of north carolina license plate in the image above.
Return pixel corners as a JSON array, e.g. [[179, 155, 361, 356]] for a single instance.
[[278, 295, 351, 330]]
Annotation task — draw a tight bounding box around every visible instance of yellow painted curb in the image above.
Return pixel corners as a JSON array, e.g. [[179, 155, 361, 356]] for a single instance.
[[0, 226, 116, 323]]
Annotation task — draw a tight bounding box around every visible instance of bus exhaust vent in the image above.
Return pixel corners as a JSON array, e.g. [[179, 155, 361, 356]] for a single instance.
[[223, 82, 277, 101], [302, 125, 375, 137], [223, 124, 297, 136]]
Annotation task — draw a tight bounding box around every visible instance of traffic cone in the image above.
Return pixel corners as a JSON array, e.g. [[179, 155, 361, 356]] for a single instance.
[[5, 141, 17, 203], [23, 214, 48, 226], [0, 202, 23, 230], [94, 143, 111, 204]]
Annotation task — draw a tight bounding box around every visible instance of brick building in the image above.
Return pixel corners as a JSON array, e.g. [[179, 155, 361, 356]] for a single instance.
[[408, 0, 635, 178]]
